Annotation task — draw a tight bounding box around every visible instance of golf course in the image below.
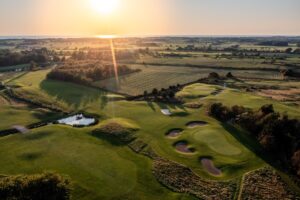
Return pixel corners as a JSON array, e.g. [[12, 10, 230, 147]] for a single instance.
[[1, 67, 300, 199]]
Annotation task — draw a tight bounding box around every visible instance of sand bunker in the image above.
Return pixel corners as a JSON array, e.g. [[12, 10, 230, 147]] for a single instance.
[[58, 114, 96, 126], [186, 121, 208, 128], [200, 158, 222, 176], [174, 141, 195, 153], [161, 109, 172, 116], [166, 129, 183, 138]]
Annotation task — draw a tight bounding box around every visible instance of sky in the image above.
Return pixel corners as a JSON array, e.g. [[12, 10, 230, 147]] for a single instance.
[[0, 0, 299, 36]]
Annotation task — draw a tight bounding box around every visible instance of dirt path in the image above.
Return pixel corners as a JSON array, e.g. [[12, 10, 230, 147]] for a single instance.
[[237, 174, 245, 200]]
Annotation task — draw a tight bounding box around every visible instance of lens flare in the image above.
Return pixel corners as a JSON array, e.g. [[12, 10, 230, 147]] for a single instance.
[[109, 39, 119, 86]]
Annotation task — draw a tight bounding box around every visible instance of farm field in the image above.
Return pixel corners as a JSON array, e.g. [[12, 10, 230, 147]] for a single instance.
[[94, 64, 281, 96]]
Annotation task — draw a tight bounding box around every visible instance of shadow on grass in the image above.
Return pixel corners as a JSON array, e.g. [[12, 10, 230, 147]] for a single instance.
[[156, 102, 187, 112], [18, 151, 44, 161], [31, 109, 63, 121], [221, 122, 279, 168], [147, 101, 156, 111], [24, 131, 53, 140], [40, 80, 108, 109], [90, 131, 135, 146]]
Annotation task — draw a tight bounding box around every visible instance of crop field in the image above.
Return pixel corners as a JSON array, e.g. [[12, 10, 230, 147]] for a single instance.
[[134, 54, 296, 70], [94, 64, 280, 95]]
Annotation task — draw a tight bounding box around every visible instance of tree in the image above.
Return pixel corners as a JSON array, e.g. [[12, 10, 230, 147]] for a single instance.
[[29, 61, 38, 71], [0, 172, 72, 200], [143, 90, 148, 98], [152, 88, 158, 96], [292, 150, 300, 176], [285, 48, 293, 53], [0, 82, 4, 90], [260, 104, 274, 115], [53, 55, 60, 62], [168, 91, 175, 99]]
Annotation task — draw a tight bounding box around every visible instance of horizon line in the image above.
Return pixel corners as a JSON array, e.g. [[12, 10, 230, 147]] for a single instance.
[[1, 34, 300, 40]]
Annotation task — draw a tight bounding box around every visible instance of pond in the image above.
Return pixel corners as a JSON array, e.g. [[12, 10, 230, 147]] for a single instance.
[[57, 114, 96, 126]]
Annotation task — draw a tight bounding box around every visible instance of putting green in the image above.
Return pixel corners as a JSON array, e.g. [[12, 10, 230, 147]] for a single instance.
[[177, 83, 219, 100], [191, 127, 242, 156]]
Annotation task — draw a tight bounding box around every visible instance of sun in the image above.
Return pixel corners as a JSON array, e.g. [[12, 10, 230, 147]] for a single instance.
[[90, 0, 120, 15]]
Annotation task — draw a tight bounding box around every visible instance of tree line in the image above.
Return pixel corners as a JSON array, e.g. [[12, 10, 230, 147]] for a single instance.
[[208, 103, 300, 177], [0, 172, 71, 200], [47, 61, 141, 86], [0, 48, 59, 67]]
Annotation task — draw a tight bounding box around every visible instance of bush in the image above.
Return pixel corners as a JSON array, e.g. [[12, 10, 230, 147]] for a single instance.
[[208, 72, 220, 79], [0, 172, 72, 200]]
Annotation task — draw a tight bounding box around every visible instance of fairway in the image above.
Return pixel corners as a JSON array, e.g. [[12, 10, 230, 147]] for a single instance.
[[0, 126, 195, 200]]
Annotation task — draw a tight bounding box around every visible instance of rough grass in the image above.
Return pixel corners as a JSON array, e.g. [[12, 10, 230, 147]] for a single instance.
[[153, 158, 238, 199], [241, 167, 300, 199]]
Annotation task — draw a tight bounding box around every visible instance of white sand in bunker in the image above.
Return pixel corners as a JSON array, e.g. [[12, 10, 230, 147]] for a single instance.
[[174, 141, 195, 153], [186, 121, 208, 128], [161, 109, 172, 116], [166, 129, 183, 138], [200, 158, 222, 176], [58, 114, 96, 126]]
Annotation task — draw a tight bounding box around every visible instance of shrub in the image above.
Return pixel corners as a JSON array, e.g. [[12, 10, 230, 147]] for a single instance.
[[0, 172, 72, 200], [208, 72, 220, 79]]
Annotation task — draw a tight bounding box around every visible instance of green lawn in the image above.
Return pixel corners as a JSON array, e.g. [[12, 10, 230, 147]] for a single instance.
[[0, 126, 195, 200], [1, 70, 300, 199]]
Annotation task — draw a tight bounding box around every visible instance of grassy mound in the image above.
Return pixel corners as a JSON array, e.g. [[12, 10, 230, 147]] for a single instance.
[[92, 118, 139, 145]]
